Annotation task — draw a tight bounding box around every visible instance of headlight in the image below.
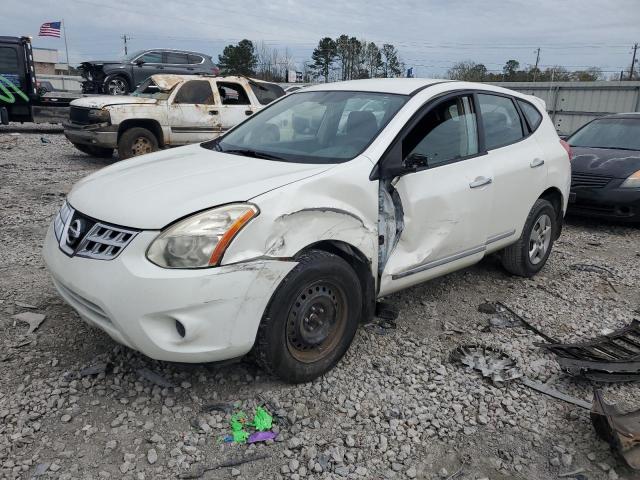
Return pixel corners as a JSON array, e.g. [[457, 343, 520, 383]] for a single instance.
[[146, 204, 259, 269], [88, 108, 110, 123], [620, 170, 640, 188]]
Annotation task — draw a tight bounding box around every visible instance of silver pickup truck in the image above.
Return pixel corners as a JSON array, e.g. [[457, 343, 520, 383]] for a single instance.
[[63, 74, 285, 159]]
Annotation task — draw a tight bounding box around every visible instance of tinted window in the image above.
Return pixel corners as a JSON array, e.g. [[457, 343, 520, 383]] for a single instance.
[[403, 95, 479, 167], [207, 91, 407, 164], [478, 94, 524, 149], [166, 52, 188, 64], [250, 82, 285, 105], [568, 118, 640, 151], [188, 54, 204, 64], [173, 80, 215, 104], [517, 99, 543, 131], [0, 47, 19, 73], [217, 82, 250, 105], [140, 51, 162, 63]]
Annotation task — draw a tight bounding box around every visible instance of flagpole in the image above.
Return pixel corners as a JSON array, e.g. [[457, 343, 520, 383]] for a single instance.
[[62, 19, 70, 75]]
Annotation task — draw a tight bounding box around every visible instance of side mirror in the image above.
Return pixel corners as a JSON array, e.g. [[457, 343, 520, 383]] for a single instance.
[[135, 59, 145, 66], [402, 152, 429, 171]]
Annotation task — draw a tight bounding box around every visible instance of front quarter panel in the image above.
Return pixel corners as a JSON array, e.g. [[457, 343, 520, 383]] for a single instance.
[[222, 156, 379, 272]]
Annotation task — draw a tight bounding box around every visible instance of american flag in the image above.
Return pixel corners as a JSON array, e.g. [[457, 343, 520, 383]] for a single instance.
[[39, 21, 61, 38]]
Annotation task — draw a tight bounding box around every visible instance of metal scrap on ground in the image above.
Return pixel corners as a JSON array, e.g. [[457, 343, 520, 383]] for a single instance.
[[451, 345, 522, 385], [178, 453, 269, 479], [12, 312, 46, 334], [136, 368, 175, 388], [540, 320, 640, 382], [591, 389, 640, 470]]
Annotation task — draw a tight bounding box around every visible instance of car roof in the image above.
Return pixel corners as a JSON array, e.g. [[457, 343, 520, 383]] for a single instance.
[[149, 74, 276, 90], [600, 112, 640, 120]]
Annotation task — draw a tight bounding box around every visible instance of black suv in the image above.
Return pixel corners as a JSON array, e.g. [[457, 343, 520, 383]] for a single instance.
[[80, 49, 218, 95]]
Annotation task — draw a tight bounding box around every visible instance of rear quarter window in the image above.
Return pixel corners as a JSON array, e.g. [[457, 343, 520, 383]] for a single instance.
[[517, 99, 543, 131], [478, 94, 525, 150], [250, 83, 286, 105]]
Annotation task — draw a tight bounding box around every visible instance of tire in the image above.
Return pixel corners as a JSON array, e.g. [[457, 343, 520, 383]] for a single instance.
[[117, 127, 159, 159], [501, 199, 557, 277], [103, 75, 130, 95], [72, 143, 114, 158], [253, 250, 362, 383]]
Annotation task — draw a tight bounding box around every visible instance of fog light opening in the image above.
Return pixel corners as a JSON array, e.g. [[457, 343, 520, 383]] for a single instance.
[[175, 320, 186, 338]]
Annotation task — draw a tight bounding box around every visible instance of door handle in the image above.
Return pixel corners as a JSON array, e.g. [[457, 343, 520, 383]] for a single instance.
[[469, 176, 493, 188], [245, 110, 253, 116], [208, 110, 218, 115], [530, 158, 545, 168]]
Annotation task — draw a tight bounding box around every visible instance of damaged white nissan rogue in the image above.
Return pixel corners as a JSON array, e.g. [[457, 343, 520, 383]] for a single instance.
[[44, 79, 571, 383]]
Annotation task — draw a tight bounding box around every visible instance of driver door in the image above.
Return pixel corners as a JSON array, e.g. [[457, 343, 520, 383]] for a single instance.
[[379, 93, 495, 295], [167, 79, 221, 145]]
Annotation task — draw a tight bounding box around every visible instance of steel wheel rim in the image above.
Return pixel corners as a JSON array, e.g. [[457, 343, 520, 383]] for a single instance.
[[108, 78, 127, 95], [528, 213, 552, 265], [285, 280, 348, 363], [132, 137, 152, 156]]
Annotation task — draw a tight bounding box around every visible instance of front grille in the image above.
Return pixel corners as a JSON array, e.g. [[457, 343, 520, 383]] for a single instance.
[[571, 172, 613, 189], [69, 106, 91, 124], [53, 202, 139, 260]]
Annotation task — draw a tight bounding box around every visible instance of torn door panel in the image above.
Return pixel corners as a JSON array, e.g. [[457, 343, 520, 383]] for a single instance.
[[591, 389, 640, 470]]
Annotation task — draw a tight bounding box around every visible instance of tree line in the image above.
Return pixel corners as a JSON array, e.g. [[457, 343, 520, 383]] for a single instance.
[[311, 36, 404, 82], [447, 59, 604, 82]]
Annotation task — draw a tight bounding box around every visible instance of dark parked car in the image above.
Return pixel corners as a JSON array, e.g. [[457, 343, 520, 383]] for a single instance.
[[567, 113, 640, 222], [79, 49, 218, 95]]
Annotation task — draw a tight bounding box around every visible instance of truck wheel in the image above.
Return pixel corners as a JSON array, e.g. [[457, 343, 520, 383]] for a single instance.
[[104, 75, 130, 95], [117, 128, 159, 159], [252, 250, 362, 383], [501, 199, 557, 277], [72, 143, 114, 158]]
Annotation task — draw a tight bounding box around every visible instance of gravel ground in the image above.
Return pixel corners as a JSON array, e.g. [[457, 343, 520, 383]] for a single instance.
[[1, 125, 639, 480]]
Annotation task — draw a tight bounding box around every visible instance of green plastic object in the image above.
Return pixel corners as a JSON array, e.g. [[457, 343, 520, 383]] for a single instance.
[[252, 406, 273, 432], [230, 411, 250, 443]]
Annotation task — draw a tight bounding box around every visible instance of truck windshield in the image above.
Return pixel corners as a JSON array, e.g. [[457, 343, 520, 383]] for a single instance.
[[202, 90, 408, 164], [131, 78, 172, 100], [568, 118, 640, 151]]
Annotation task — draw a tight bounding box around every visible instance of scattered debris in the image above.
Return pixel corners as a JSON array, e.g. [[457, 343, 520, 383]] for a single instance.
[[136, 368, 175, 388], [12, 312, 46, 334], [540, 320, 640, 382], [477, 301, 498, 314], [520, 378, 591, 410], [571, 263, 617, 278], [257, 394, 290, 427], [15, 301, 37, 309], [591, 389, 640, 470], [248, 431, 277, 443], [179, 453, 269, 479], [40, 137, 51, 143], [375, 301, 399, 321], [558, 468, 586, 478], [451, 345, 522, 385], [494, 302, 557, 343], [79, 362, 111, 377], [477, 301, 557, 342], [228, 406, 275, 444]]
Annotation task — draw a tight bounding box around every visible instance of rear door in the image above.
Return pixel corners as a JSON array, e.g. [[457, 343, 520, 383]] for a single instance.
[[379, 93, 495, 295], [167, 79, 220, 145], [478, 93, 548, 247], [213, 81, 259, 132], [163, 52, 191, 75]]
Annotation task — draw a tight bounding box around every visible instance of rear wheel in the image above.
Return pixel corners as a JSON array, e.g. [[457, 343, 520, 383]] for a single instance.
[[117, 127, 159, 159], [104, 75, 129, 95], [253, 250, 362, 383], [72, 143, 114, 158], [501, 199, 557, 277]]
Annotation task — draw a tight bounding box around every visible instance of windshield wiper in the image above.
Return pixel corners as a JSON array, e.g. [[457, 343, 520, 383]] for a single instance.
[[222, 148, 286, 161]]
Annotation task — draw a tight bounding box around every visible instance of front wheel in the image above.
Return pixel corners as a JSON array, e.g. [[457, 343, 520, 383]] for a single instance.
[[252, 250, 362, 383], [117, 127, 159, 159], [104, 75, 130, 95], [501, 198, 557, 277]]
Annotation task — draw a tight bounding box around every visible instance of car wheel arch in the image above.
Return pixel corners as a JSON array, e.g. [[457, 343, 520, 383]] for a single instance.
[[539, 186, 564, 239], [118, 119, 164, 147]]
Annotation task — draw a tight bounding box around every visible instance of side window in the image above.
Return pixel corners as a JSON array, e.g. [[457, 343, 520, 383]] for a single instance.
[[402, 95, 479, 167], [173, 80, 215, 105], [517, 99, 543, 131], [140, 51, 162, 63], [217, 82, 250, 105], [0, 47, 19, 74], [250, 82, 285, 105], [165, 52, 188, 64], [478, 94, 525, 149], [188, 54, 204, 64]]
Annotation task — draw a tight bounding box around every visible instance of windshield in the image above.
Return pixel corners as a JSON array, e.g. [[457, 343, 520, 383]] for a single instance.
[[131, 77, 172, 100], [203, 90, 408, 164], [568, 118, 640, 151], [122, 50, 145, 62]]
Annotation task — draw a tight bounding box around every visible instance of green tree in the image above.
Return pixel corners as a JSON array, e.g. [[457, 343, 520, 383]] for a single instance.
[[447, 61, 488, 81], [311, 37, 337, 83], [502, 59, 520, 80], [381, 44, 402, 78], [218, 39, 257, 76], [363, 42, 382, 78]]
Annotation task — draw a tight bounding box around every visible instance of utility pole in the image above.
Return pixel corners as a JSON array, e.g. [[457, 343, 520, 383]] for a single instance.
[[121, 34, 130, 56], [630, 43, 638, 80], [533, 48, 541, 82]]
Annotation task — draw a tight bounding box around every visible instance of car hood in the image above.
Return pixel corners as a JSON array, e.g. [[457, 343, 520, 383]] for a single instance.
[[67, 144, 333, 229], [571, 146, 640, 178], [70, 95, 158, 109], [80, 60, 122, 67]]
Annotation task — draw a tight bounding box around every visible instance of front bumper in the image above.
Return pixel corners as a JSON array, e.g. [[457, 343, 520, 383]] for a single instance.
[[43, 223, 296, 363], [63, 123, 118, 149], [568, 183, 640, 222]]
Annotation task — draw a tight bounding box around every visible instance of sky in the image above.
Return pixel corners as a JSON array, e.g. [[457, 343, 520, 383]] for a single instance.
[[6, 0, 640, 79]]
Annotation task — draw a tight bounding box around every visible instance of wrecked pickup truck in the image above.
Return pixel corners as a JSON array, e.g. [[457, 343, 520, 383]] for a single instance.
[[63, 74, 285, 159]]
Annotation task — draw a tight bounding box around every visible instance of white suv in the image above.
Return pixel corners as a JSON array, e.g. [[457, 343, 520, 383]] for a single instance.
[[43, 79, 571, 383]]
